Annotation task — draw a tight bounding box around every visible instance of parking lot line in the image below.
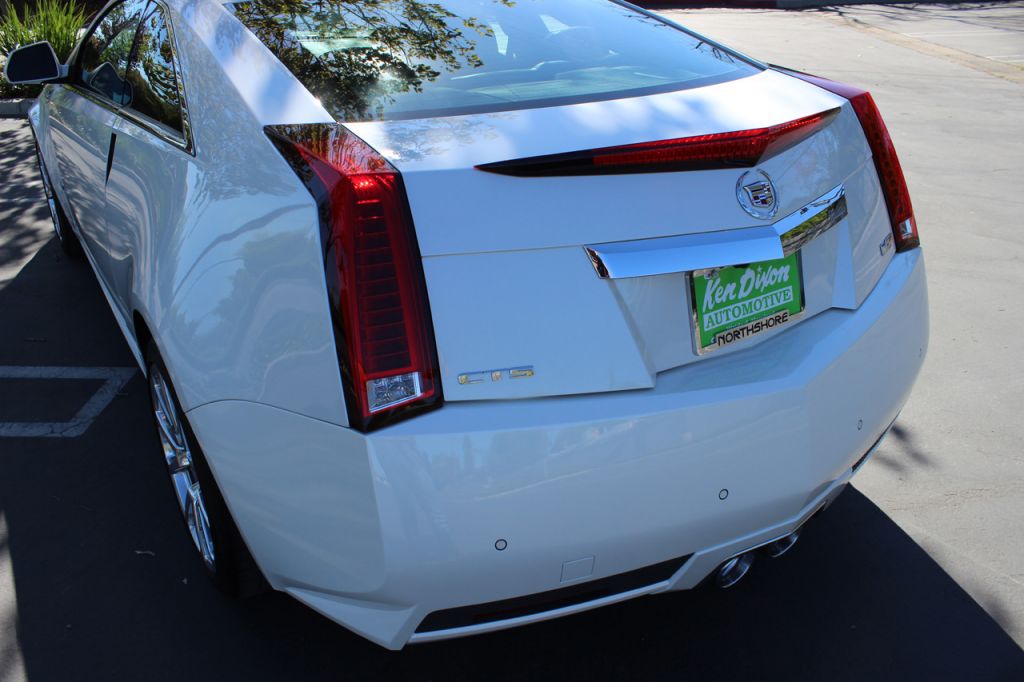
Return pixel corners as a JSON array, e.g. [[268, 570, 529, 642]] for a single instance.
[[0, 366, 137, 437]]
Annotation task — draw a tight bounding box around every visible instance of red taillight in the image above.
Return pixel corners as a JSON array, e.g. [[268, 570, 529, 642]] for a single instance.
[[476, 109, 839, 177], [776, 68, 919, 252], [267, 125, 441, 431]]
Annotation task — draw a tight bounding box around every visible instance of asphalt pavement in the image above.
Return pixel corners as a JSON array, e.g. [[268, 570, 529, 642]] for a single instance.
[[834, 1, 1024, 68], [670, 1, 1024, 651], [1, 4, 1023, 680]]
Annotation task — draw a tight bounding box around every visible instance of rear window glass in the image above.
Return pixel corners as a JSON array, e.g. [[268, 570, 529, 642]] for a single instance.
[[230, 0, 759, 122]]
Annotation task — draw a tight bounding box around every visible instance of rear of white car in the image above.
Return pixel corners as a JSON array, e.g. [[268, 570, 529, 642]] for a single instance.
[[15, 0, 928, 650], [185, 0, 927, 648]]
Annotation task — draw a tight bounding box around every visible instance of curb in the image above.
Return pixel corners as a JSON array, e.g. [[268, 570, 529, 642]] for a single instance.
[[0, 98, 34, 118]]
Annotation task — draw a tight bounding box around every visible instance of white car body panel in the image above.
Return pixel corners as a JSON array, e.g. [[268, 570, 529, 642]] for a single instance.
[[189, 249, 927, 649], [350, 95, 896, 400], [31, 0, 349, 425], [26, 0, 930, 650], [180, 0, 333, 126], [136, 1, 346, 425], [348, 70, 849, 255]]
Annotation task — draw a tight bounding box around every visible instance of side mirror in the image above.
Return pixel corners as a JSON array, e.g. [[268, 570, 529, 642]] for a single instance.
[[88, 61, 131, 103], [3, 41, 64, 85]]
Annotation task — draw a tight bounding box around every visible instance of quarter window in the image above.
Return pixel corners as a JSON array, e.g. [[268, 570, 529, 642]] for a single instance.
[[124, 4, 184, 135], [77, 0, 147, 104]]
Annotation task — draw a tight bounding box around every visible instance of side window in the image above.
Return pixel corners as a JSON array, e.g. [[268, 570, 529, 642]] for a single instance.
[[77, 0, 147, 104], [124, 4, 184, 135]]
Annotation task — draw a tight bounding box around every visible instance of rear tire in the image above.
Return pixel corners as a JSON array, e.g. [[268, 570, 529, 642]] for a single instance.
[[145, 343, 266, 597], [34, 140, 82, 258]]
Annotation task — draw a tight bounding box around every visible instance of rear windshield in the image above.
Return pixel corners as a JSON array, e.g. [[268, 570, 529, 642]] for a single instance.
[[231, 0, 759, 122]]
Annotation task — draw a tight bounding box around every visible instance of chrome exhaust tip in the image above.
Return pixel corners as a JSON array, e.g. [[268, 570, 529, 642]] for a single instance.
[[763, 529, 801, 559], [716, 551, 755, 589]]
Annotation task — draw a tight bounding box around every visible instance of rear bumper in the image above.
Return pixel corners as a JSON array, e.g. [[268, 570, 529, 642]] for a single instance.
[[187, 249, 928, 649]]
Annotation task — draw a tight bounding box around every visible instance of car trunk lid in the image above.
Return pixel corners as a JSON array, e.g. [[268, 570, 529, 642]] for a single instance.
[[344, 70, 896, 402]]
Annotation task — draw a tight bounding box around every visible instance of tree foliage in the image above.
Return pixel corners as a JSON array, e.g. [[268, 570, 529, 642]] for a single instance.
[[0, 0, 86, 97], [0, 0, 86, 60]]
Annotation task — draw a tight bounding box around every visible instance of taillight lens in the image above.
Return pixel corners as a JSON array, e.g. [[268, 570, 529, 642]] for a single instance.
[[267, 124, 441, 432], [476, 109, 839, 177], [775, 67, 919, 252]]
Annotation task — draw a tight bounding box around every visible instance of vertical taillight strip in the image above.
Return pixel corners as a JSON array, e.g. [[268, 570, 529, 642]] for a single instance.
[[266, 124, 442, 432], [774, 67, 920, 252]]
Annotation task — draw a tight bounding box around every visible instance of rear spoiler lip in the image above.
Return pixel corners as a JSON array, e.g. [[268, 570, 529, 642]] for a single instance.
[[474, 107, 840, 177]]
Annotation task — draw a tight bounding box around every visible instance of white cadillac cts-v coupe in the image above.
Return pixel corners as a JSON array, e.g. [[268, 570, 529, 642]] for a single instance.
[[5, 0, 927, 649]]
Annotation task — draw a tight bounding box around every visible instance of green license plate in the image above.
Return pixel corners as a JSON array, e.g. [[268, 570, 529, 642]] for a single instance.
[[691, 253, 804, 353]]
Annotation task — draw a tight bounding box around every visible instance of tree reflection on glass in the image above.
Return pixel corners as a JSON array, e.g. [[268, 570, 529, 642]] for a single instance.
[[78, 0, 146, 102], [125, 5, 184, 132], [231, 0, 511, 121]]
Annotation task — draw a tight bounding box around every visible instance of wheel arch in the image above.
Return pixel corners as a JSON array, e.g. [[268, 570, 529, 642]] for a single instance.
[[132, 309, 154, 375]]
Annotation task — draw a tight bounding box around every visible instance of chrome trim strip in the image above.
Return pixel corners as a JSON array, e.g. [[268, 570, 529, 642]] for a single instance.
[[120, 105, 193, 153], [65, 83, 119, 114], [584, 226, 782, 280], [159, 0, 196, 156], [775, 184, 847, 255], [585, 184, 846, 279], [66, 82, 193, 155]]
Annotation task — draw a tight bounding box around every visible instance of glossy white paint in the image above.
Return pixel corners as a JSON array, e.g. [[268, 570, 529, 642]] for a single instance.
[[181, 0, 333, 127], [189, 249, 927, 649], [419, 119, 894, 400], [44, 86, 116, 254], [351, 95, 896, 400], [28, 0, 929, 650], [350, 71, 851, 255], [32, 0, 348, 425]]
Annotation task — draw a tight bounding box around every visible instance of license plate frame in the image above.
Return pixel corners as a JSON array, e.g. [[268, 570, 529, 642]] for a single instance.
[[689, 252, 806, 355]]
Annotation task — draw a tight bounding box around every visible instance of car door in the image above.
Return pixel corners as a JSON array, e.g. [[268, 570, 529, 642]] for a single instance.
[[46, 0, 146, 302], [104, 1, 193, 317]]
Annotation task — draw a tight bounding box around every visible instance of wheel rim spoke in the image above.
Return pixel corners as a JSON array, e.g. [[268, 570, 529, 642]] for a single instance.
[[151, 374, 187, 453], [166, 451, 191, 474], [187, 482, 216, 568], [150, 365, 216, 571]]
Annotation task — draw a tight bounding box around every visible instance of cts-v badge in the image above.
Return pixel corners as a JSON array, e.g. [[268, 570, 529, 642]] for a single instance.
[[737, 170, 779, 220], [458, 366, 535, 385]]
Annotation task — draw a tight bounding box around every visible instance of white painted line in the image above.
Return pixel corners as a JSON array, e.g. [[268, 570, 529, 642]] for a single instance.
[[0, 366, 137, 438]]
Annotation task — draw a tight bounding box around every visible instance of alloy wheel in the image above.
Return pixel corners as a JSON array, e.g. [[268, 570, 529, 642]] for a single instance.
[[149, 364, 216, 570]]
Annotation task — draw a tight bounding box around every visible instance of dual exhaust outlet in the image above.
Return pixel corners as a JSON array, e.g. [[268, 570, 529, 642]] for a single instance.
[[715, 529, 801, 589]]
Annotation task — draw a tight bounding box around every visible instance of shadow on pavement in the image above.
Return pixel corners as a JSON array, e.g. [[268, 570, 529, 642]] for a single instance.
[[830, 1, 1022, 32], [0, 122, 52, 286], [0, 236, 1021, 680]]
